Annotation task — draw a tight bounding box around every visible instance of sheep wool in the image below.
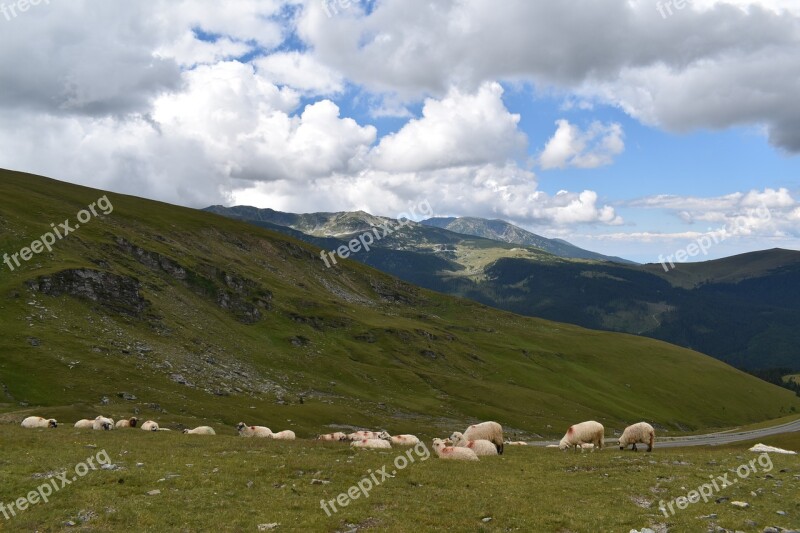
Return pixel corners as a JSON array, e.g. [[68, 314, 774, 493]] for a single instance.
[[432, 438, 479, 461], [618, 422, 655, 452], [559, 421, 605, 451]]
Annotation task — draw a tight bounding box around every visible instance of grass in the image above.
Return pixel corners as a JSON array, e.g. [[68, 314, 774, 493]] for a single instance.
[[0, 425, 797, 532]]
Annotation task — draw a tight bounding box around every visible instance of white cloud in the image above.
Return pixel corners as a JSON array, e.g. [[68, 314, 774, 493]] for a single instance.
[[539, 120, 625, 170], [372, 82, 527, 173], [255, 52, 345, 94]]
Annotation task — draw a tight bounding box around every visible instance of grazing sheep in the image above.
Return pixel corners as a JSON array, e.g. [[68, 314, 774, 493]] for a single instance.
[[432, 438, 479, 461], [350, 438, 392, 450], [455, 421, 504, 455], [317, 432, 348, 441], [21, 416, 57, 429], [450, 433, 498, 456], [183, 426, 216, 435], [559, 421, 605, 451], [141, 420, 160, 432], [346, 430, 381, 441], [74, 419, 95, 429], [506, 441, 528, 446], [93, 416, 115, 431], [236, 422, 272, 438], [618, 422, 655, 452], [378, 431, 420, 446], [115, 417, 138, 429], [269, 430, 296, 440]]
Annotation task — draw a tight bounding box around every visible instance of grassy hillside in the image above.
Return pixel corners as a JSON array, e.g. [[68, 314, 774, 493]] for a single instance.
[[1, 169, 798, 439]]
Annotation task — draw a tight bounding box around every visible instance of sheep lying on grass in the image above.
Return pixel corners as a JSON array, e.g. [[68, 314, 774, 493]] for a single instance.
[[270, 430, 296, 440], [141, 421, 160, 432], [74, 419, 95, 429], [559, 421, 604, 452], [93, 416, 114, 431], [432, 438, 479, 461], [318, 432, 348, 441], [116, 417, 138, 429], [450, 432, 498, 456], [351, 438, 391, 450], [618, 422, 655, 452], [236, 422, 272, 438], [21, 416, 58, 429], [454, 421, 504, 455], [378, 431, 420, 446], [183, 426, 216, 435]]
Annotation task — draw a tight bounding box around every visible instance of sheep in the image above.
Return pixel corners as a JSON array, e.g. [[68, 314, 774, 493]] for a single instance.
[[115, 417, 138, 429], [378, 431, 420, 446], [346, 430, 381, 441], [450, 432, 498, 456], [559, 421, 605, 452], [74, 419, 95, 429], [236, 422, 272, 438], [618, 422, 655, 452], [432, 438, 479, 461], [141, 420, 160, 432], [350, 438, 392, 450], [269, 430, 296, 440], [21, 416, 57, 429], [183, 426, 216, 435], [317, 432, 348, 441], [506, 441, 528, 446], [93, 416, 115, 431], [455, 421, 504, 455]]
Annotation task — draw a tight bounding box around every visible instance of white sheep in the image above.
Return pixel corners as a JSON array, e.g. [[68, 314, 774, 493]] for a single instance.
[[346, 430, 381, 441], [269, 430, 296, 440], [505, 441, 528, 446], [317, 432, 348, 441], [455, 421, 504, 455], [21, 416, 57, 429], [93, 416, 115, 431], [432, 438, 479, 461], [74, 419, 95, 429], [141, 420, 160, 432], [618, 422, 655, 452], [236, 422, 272, 438], [378, 431, 420, 446], [350, 438, 392, 450], [450, 433, 498, 456], [183, 426, 216, 435], [115, 417, 139, 429], [559, 421, 605, 451]]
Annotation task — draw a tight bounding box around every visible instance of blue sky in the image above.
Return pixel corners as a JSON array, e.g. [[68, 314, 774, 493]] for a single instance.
[[0, 0, 799, 263]]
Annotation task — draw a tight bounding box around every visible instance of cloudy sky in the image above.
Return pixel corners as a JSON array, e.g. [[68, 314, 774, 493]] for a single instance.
[[1, 0, 799, 263]]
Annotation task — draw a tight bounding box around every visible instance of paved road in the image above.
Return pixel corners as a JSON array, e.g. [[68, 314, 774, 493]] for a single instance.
[[529, 418, 800, 449]]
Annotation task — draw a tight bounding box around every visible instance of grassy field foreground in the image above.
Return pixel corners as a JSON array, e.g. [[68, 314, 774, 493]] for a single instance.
[[0, 427, 797, 532]]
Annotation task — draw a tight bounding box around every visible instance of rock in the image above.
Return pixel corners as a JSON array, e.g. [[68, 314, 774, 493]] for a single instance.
[[731, 501, 750, 509], [311, 479, 330, 485], [257, 524, 279, 531], [763, 528, 781, 533], [700, 514, 718, 520], [147, 490, 161, 496], [482, 517, 493, 523], [118, 392, 137, 401], [64, 521, 77, 527], [776, 511, 787, 516], [716, 497, 730, 504]]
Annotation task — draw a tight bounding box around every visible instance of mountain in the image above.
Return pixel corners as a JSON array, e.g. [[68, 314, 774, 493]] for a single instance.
[[207, 206, 800, 372], [2, 169, 798, 436], [422, 217, 635, 264]]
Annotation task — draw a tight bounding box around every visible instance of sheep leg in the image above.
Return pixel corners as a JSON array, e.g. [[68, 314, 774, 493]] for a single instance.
[[647, 433, 654, 452], [632, 443, 637, 452]]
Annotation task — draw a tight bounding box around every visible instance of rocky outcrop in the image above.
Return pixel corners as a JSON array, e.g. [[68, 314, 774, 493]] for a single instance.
[[28, 269, 148, 316]]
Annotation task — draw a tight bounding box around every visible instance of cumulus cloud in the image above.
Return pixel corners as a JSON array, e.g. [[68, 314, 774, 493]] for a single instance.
[[539, 120, 624, 169]]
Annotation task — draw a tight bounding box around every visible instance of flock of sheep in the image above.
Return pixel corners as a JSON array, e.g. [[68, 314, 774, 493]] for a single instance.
[[19, 416, 656, 458]]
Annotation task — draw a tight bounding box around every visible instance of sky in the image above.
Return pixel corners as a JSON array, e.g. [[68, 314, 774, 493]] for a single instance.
[[0, 0, 799, 263]]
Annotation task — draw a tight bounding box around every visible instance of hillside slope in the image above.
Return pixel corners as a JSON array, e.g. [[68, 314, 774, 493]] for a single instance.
[[1, 169, 798, 438]]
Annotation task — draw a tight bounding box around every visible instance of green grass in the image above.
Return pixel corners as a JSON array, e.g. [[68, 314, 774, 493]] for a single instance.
[[0, 168, 798, 442], [0, 425, 798, 531]]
